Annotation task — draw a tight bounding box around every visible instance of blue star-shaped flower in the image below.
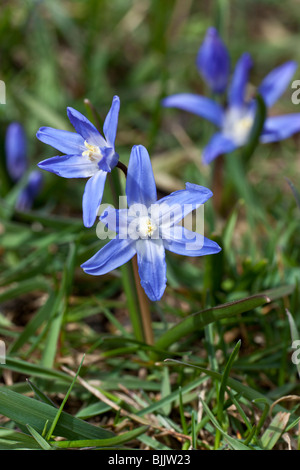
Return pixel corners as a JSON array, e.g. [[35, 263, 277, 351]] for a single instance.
[[81, 144, 221, 301], [162, 28, 300, 165], [37, 96, 120, 227]]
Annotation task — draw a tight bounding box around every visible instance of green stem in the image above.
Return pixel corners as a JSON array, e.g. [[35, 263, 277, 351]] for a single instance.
[[132, 255, 154, 345]]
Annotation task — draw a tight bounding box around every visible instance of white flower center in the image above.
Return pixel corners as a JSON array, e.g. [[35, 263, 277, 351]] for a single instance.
[[137, 216, 158, 239], [223, 108, 254, 146], [82, 141, 102, 161]]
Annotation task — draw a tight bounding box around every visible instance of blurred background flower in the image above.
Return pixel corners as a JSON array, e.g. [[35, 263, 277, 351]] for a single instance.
[[4, 121, 43, 211], [196, 26, 230, 94], [5, 122, 27, 182], [15, 170, 44, 212]]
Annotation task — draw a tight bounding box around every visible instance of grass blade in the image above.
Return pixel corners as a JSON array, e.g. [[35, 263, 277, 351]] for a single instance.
[[50, 425, 149, 449], [0, 388, 114, 441], [46, 355, 85, 440], [153, 285, 294, 356], [26, 424, 53, 450]]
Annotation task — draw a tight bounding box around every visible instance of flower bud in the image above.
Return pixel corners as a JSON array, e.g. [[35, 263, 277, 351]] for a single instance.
[[196, 27, 230, 94]]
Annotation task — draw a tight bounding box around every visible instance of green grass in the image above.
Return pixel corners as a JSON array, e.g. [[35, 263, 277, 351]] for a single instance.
[[0, 0, 300, 450]]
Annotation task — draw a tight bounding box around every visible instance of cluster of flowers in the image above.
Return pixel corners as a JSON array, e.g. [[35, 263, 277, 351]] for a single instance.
[[36, 99, 221, 301], [9, 27, 299, 302]]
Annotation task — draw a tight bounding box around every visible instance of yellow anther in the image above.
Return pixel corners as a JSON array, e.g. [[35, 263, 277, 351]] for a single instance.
[[82, 141, 101, 161], [138, 216, 157, 238]]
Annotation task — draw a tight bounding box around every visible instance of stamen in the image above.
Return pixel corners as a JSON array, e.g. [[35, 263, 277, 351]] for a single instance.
[[138, 216, 157, 238], [223, 109, 254, 146], [82, 141, 102, 161]]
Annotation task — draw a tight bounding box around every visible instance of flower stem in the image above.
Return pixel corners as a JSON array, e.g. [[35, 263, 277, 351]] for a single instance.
[[131, 255, 154, 345], [211, 154, 224, 214]]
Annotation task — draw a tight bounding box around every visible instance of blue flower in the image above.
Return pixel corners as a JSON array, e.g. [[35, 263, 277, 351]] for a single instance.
[[5, 122, 28, 182], [196, 27, 230, 94], [162, 31, 300, 165], [15, 170, 44, 212], [36, 96, 120, 227], [81, 145, 221, 301]]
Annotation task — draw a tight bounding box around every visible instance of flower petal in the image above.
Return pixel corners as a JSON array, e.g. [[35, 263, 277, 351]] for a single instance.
[[126, 145, 157, 208], [98, 147, 119, 172], [36, 127, 85, 154], [260, 113, 300, 143], [103, 96, 120, 147], [6, 122, 27, 182], [228, 53, 253, 108], [202, 133, 236, 165], [163, 225, 221, 256], [196, 26, 230, 94], [153, 183, 213, 227], [81, 237, 136, 275], [162, 93, 224, 127], [67, 107, 106, 147], [136, 238, 167, 301], [100, 206, 132, 237], [82, 170, 108, 228], [258, 61, 297, 108], [37, 154, 98, 178]]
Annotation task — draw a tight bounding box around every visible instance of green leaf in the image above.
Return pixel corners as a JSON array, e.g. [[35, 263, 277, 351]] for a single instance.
[[26, 379, 58, 408], [9, 291, 57, 354], [260, 412, 290, 450], [41, 242, 77, 369], [0, 388, 114, 441], [153, 285, 294, 357], [26, 424, 53, 450], [0, 428, 42, 450], [46, 355, 85, 440], [160, 367, 172, 416], [1, 356, 72, 382], [215, 340, 242, 448], [200, 398, 252, 450], [242, 93, 267, 164], [50, 426, 148, 449]]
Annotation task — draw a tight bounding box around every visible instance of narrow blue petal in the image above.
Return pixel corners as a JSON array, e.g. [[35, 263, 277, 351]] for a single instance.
[[260, 114, 300, 143], [196, 27, 230, 93], [163, 225, 221, 256], [100, 207, 132, 236], [258, 61, 297, 108], [162, 93, 224, 127], [36, 127, 85, 155], [103, 96, 120, 147], [126, 145, 157, 208], [67, 107, 106, 147], [37, 155, 98, 178], [153, 183, 213, 228], [202, 133, 236, 165], [82, 170, 107, 228], [98, 147, 119, 172], [136, 239, 166, 301], [228, 53, 253, 108], [81, 237, 136, 276], [5, 122, 27, 181]]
